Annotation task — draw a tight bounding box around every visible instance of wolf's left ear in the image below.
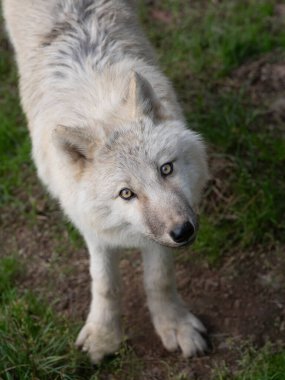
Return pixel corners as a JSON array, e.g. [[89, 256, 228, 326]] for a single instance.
[[53, 125, 96, 163], [124, 71, 163, 122]]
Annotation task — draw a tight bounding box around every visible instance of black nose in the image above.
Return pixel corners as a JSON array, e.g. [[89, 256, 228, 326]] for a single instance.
[[170, 221, 195, 244]]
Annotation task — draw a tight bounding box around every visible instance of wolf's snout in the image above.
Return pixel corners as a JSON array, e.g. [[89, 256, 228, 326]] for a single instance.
[[169, 221, 195, 244]]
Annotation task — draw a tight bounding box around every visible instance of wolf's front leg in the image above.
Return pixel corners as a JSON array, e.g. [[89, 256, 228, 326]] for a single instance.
[[76, 238, 122, 363], [142, 243, 207, 357]]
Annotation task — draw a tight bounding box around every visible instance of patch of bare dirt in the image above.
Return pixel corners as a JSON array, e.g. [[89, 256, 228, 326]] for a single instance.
[[229, 52, 285, 133], [1, 177, 285, 380], [120, 245, 285, 379]]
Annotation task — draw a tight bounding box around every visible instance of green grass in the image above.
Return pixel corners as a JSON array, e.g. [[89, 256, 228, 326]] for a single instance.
[[0, 256, 88, 380], [0, 256, 143, 380], [214, 344, 285, 380], [0, 22, 32, 206], [186, 1, 285, 76], [141, 0, 285, 77], [192, 91, 285, 260]]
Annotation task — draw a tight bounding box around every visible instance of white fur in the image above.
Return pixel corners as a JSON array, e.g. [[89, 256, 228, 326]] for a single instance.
[[3, 0, 209, 362]]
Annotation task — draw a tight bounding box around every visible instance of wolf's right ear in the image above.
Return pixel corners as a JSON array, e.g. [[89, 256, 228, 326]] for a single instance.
[[124, 71, 163, 122], [52, 125, 96, 163]]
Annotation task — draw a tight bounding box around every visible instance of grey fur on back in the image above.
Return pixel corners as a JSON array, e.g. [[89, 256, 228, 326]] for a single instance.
[[43, 0, 156, 77]]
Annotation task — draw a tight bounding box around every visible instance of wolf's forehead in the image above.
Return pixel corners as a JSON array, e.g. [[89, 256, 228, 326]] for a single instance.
[[117, 138, 176, 169], [117, 143, 157, 171], [107, 123, 179, 162], [114, 153, 161, 189]]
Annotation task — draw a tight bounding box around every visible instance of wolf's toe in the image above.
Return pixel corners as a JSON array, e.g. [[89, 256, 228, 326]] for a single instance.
[[76, 323, 122, 364], [177, 324, 207, 357], [160, 329, 178, 352]]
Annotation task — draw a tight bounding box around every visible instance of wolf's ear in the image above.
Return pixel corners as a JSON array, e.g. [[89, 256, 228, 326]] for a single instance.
[[124, 71, 163, 122], [53, 125, 96, 162]]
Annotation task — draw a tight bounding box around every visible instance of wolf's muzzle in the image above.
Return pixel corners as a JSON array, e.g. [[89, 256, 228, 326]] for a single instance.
[[169, 221, 195, 244]]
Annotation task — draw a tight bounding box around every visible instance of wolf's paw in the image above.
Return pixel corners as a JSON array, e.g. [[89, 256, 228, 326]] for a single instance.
[[154, 309, 207, 357], [75, 322, 122, 363]]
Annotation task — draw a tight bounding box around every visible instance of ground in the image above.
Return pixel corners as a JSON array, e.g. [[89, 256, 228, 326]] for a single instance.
[[0, 1, 285, 379]]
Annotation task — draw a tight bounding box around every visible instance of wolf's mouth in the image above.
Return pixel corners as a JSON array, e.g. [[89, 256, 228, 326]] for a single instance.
[[177, 234, 197, 247], [152, 233, 197, 249]]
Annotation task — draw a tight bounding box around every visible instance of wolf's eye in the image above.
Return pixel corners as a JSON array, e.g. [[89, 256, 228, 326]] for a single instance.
[[119, 188, 135, 200], [160, 162, 173, 177]]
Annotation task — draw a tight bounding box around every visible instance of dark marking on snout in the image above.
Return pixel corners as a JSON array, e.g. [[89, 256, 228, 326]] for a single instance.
[[141, 196, 166, 238], [170, 186, 198, 225]]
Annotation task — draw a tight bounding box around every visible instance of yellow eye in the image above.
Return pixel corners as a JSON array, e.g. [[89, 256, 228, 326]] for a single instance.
[[119, 188, 135, 200], [160, 162, 173, 177]]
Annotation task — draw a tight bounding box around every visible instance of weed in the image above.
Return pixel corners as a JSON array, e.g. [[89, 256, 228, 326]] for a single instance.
[[213, 343, 285, 380]]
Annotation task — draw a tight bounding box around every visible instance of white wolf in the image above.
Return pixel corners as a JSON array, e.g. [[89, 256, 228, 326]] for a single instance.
[[3, 0, 209, 363]]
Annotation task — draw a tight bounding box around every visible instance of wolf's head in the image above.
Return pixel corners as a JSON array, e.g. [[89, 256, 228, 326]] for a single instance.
[[53, 72, 209, 248]]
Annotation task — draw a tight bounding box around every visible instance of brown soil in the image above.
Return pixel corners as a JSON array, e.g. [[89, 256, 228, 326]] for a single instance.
[[230, 52, 285, 136]]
